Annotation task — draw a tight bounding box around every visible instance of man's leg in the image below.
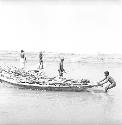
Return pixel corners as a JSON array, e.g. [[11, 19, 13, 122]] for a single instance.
[[105, 84, 116, 92], [61, 72, 63, 77], [58, 70, 61, 78], [41, 61, 44, 69], [39, 62, 41, 69], [59, 72, 63, 79]]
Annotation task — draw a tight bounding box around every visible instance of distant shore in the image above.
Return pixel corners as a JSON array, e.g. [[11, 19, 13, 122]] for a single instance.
[[0, 50, 122, 64]]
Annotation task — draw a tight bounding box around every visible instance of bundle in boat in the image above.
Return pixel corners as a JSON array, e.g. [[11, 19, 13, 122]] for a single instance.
[[0, 66, 91, 88]]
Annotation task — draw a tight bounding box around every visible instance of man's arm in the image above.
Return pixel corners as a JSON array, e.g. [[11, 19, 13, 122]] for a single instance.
[[100, 77, 109, 85], [63, 69, 66, 73], [98, 77, 109, 86], [99, 77, 106, 83]]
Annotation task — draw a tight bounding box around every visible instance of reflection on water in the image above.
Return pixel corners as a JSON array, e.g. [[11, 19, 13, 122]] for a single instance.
[[0, 62, 122, 125]]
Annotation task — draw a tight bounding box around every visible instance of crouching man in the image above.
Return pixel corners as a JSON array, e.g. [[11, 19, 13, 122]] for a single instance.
[[97, 71, 116, 92]]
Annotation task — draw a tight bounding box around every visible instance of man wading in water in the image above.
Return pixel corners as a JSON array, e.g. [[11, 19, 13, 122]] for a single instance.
[[97, 71, 116, 92], [20, 50, 27, 69], [39, 51, 44, 69], [58, 58, 66, 78]]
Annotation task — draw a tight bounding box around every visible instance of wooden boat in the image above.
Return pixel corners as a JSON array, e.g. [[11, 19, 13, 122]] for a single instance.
[[0, 66, 98, 92], [0, 75, 94, 92]]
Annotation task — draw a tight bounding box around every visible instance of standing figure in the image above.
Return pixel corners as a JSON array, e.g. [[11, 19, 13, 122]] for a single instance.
[[39, 51, 44, 69], [97, 71, 116, 92], [20, 50, 27, 69], [58, 58, 66, 78]]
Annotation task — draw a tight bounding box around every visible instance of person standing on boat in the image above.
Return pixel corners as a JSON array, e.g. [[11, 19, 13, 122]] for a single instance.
[[39, 51, 44, 69], [58, 58, 66, 78], [20, 50, 27, 69], [97, 71, 116, 92]]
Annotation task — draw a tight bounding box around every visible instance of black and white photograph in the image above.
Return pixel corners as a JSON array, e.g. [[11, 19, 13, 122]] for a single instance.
[[0, 0, 122, 125]]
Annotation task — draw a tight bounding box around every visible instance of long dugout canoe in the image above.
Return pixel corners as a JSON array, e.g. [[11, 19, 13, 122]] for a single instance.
[[0, 76, 93, 92]]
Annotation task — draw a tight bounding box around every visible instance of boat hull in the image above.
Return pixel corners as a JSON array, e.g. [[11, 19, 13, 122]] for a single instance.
[[0, 77, 88, 92]]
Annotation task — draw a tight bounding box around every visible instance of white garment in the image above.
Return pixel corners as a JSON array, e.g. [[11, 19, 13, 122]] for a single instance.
[[20, 58, 25, 69]]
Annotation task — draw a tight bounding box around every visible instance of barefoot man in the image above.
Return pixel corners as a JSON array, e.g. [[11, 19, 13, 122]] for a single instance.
[[20, 50, 27, 69], [97, 71, 116, 92], [58, 58, 66, 78], [39, 51, 44, 69]]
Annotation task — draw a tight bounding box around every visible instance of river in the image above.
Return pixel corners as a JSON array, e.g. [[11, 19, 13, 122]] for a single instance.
[[0, 61, 122, 125]]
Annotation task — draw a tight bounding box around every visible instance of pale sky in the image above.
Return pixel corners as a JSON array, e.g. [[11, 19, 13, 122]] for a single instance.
[[0, 1, 122, 54]]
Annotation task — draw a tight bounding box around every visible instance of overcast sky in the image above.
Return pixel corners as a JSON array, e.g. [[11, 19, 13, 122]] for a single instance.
[[0, 0, 122, 54]]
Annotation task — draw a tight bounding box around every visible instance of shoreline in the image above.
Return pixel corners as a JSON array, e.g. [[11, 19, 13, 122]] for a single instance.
[[0, 50, 122, 64]]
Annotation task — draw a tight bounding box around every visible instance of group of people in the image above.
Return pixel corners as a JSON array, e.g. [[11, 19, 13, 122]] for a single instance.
[[20, 50, 44, 70], [20, 50, 116, 92], [20, 50, 65, 77]]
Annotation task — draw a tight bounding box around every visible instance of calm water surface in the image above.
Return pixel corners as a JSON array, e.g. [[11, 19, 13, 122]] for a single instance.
[[0, 61, 122, 125]]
